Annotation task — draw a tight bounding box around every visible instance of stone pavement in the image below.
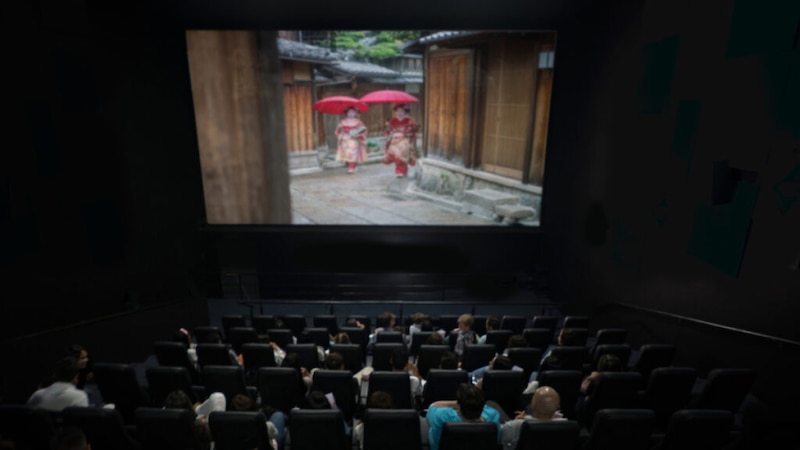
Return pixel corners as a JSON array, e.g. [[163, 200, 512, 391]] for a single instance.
[[290, 159, 498, 225]]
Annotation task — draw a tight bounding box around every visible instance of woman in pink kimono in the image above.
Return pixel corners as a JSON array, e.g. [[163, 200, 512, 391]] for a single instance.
[[383, 104, 418, 178], [335, 106, 368, 174]]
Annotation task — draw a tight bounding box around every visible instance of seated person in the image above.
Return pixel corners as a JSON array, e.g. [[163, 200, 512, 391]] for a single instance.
[[477, 316, 500, 344], [237, 333, 286, 367], [426, 383, 501, 450], [355, 348, 422, 400], [51, 426, 90, 450], [408, 312, 433, 337], [291, 390, 351, 437], [163, 389, 218, 450], [473, 355, 523, 390], [353, 390, 429, 450], [230, 393, 285, 450], [27, 356, 89, 412], [500, 386, 565, 449], [445, 314, 478, 359], [581, 353, 623, 396], [282, 352, 313, 392], [527, 327, 581, 385], [439, 351, 459, 370], [207, 331, 242, 366], [468, 335, 528, 382]]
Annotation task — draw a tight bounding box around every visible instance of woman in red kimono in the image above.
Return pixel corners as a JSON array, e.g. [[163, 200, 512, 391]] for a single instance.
[[335, 106, 368, 174], [383, 104, 418, 178]]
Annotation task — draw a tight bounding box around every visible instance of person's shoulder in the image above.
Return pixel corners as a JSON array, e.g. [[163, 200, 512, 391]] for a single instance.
[[427, 405, 456, 420], [483, 404, 502, 422], [501, 418, 526, 430]]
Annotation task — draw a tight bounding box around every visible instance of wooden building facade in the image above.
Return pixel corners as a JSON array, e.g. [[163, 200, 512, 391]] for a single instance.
[[419, 31, 555, 186]]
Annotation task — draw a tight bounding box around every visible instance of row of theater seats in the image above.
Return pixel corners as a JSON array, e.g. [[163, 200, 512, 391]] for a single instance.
[[76, 354, 758, 432], [208, 313, 579, 341], [209, 314, 589, 338], [0, 403, 741, 450], [1, 314, 757, 449]]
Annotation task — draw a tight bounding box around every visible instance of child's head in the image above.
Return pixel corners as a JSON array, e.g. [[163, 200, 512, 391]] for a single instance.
[[439, 351, 458, 369], [367, 390, 395, 409], [323, 352, 345, 370], [507, 334, 528, 349], [597, 353, 623, 372], [457, 314, 474, 332], [412, 312, 429, 325], [425, 333, 444, 345], [332, 332, 351, 344]]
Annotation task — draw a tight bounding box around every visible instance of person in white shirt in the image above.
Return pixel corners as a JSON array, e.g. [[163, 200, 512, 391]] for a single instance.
[[477, 317, 500, 344], [500, 386, 565, 449], [27, 356, 89, 412], [408, 312, 432, 337]]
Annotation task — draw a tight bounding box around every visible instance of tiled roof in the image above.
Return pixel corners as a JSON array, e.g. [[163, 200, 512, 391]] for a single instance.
[[277, 38, 337, 62], [416, 31, 482, 44], [330, 61, 400, 76], [364, 75, 424, 84]]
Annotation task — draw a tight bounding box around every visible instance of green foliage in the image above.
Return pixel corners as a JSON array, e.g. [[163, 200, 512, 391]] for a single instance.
[[356, 42, 400, 60], [388, 31, 421, 42], [375, 31, 396, 43], [333, 31, 367, 50], [329, 31, 419, 60]]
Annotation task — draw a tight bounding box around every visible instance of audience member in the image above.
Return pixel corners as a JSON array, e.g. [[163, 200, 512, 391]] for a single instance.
[[408, 312, 430, 337], [355, 347, 422, 401], [206, 331, 242, 366], [353, 390, 429, 450], [51, 426, 90, 450], [171, 328, 198, 370], [282, 352, 312, 392], [500, 386, 565, 449], [474, 355, 522, 390], [66, 344, 94, 389], [477, 316, 500, 344], [27, 356, 89, 412], [581, 353, 623, 396], [447, 314, 478, 359], [439, 351, 459, 370], [163, 389, 214, 450], [295, 390, 351, 437], [330, 332, 351, 345], [468, 334, 528, 384], [426, 383, 501, 450], [229, 393, 285, 450]]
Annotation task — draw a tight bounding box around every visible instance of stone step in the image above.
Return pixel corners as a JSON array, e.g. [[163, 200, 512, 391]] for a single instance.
[[461, 189, 520, 219], [495, 204, 535, 219], [495, 204, 536, 225], [463, 188, 520, 208]]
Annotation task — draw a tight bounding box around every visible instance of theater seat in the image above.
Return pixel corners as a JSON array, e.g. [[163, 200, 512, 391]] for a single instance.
[[439, 421, 500, 450]]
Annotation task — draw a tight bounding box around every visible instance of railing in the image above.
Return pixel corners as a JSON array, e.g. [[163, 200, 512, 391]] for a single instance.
[[236, 298, 565, 318], [605, 302, 800, 350], [222, 270, 543, 302], [0, 297, 196, 344]]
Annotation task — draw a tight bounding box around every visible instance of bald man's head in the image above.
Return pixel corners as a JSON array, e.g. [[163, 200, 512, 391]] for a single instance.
[[531, 386, 561, 420]]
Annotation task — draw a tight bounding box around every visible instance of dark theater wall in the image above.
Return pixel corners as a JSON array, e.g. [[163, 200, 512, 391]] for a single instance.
[[4, 0, 799, 416], [543, 0, 800, 350], [2, 1, 209, 339], [539, 0, 800, 416]]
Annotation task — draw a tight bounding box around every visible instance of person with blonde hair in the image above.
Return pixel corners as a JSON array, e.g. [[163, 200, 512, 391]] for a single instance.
[[447, 314, 478, 359]]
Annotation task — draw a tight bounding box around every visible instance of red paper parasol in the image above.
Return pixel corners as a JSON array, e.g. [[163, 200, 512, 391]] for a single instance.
[[313, 96, 369, 115], [359, 90, 419, 104]]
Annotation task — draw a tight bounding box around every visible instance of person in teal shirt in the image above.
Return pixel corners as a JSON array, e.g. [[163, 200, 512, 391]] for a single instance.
[[426, 383, 501, 450]]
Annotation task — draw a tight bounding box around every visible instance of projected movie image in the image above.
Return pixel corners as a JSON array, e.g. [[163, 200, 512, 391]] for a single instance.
[[188, 30, 555, 226]]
